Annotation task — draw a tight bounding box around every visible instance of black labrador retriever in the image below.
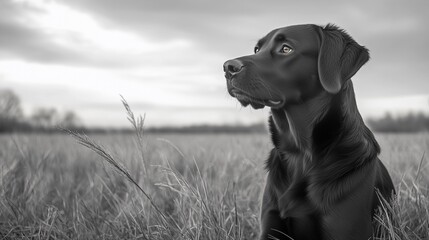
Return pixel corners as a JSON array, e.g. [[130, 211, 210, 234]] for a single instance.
[[223, 24, 395, 240]]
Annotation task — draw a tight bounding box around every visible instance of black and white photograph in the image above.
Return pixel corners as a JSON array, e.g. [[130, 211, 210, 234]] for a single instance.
[[1, 0, 428, 239]]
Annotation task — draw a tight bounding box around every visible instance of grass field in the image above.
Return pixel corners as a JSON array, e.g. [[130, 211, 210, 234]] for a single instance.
[[0, 130, 428, 239]]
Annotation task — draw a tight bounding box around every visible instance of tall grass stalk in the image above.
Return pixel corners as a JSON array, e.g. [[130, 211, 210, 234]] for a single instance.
[[120, 95, 148, 176], [63, 130, 166, 220], [63, 97, 184, 235]]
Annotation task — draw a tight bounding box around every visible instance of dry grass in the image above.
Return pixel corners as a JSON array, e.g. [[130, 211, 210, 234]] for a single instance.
[[0, 103, 428, 239]]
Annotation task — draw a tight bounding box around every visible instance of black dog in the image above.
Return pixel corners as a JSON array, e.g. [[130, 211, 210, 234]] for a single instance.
[[223, 24, 395, 240]]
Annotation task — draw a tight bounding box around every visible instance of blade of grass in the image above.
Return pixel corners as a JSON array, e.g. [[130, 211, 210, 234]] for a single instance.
[[62, 129, 168, 224], [120, 95, 147, 175]]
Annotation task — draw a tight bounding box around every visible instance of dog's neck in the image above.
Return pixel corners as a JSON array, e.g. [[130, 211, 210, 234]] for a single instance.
[[270, 91, 331, 155], [269, 81, 380, 162]]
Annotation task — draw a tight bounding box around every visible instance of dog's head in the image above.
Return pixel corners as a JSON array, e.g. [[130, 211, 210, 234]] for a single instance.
[[223, 24, 369, 109]]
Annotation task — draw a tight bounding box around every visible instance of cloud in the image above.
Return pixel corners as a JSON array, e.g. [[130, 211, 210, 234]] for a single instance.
[[0, 1, 201, 69], [51, 0, 429, 85], [4, 0, 428, 69], [0, 2, 83, 63], [60, 0, 428, 51]]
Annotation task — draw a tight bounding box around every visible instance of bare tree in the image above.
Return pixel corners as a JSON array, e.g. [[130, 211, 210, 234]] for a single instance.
[[30, 108, 60, 128], [0, 89, 25, 132], [60, 111, 81, 128], [0, 89, 23, 119]]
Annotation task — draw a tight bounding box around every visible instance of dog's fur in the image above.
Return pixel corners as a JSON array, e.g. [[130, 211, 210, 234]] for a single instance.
[[223, 24, 395, 240]]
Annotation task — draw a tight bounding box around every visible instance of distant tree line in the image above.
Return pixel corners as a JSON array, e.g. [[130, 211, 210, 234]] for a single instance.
[[0, 89, 81, 133], [367, 112, 429, 133], [3, 89, 429, 134], [0, 89, 266, 134], [147, 123, 266, 134]]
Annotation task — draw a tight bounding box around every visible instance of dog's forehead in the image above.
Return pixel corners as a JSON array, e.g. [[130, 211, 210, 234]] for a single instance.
[[260, 24, 320, 45]]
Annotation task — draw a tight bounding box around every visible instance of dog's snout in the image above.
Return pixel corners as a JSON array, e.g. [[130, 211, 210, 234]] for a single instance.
[[223, 59, 244, 75]]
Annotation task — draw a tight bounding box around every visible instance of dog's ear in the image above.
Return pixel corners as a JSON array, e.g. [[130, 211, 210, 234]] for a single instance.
[[317, 24, 369, 94]]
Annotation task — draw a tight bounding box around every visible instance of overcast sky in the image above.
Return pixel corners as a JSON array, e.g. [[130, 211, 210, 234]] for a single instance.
[[1, 0, 428, 127]]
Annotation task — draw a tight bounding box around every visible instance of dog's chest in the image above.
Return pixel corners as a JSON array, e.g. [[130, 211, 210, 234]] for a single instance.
[[285, 150, 312, 177], [273, 151, 312, 192]]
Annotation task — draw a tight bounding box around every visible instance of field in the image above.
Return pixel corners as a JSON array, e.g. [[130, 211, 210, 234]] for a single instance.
[[0, 131, 428, 239]]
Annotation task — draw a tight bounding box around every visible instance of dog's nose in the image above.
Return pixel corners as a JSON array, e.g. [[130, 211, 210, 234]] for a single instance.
[[223, 59, 244, 75]]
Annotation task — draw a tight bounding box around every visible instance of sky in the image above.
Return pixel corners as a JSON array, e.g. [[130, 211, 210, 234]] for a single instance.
[[1, 0, 428, 127]]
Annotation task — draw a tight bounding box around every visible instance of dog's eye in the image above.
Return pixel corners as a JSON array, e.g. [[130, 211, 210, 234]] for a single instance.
[[280, 44, 293, 54], [254, 46, 260, 53]]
